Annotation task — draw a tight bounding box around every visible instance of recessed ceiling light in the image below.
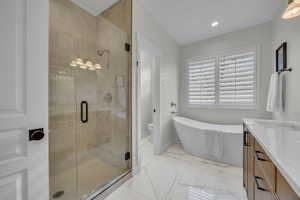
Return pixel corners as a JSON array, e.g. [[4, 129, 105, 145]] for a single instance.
[[211, 21, 219, 27]]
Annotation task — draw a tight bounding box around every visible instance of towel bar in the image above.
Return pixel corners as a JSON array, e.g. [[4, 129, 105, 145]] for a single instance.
[[278, 67, 292, 74]]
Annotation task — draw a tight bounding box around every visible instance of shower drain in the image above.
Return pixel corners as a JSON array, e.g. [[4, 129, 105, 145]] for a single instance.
[[52, 191, 64, 199]]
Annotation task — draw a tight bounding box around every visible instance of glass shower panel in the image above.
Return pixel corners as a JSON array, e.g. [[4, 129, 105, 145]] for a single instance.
[[49, 56, 77, 200], [76, 5, 132, 198], [49, 0, 78, 198], [49, 0, 132, 199], [76, 68, 129, 199]]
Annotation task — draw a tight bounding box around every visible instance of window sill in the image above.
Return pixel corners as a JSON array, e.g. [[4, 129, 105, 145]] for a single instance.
[[186, 104, 259, 111]]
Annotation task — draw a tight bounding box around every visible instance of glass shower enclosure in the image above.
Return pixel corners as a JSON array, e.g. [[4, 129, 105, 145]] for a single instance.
[[49, 0, 132, 199]]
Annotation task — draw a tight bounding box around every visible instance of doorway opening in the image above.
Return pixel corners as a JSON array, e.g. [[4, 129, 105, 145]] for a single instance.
[[136, 34, 161, 170]]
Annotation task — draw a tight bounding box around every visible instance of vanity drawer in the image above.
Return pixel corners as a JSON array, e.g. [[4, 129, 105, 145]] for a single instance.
[[254, 163, 275, 200], [254, 141, 276, 192]]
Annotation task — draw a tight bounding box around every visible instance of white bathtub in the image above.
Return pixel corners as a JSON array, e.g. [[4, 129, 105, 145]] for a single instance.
[[173, 116, 243, 167]]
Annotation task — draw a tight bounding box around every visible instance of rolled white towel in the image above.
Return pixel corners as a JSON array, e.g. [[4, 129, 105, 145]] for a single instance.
[[266, 73, 283, 112]]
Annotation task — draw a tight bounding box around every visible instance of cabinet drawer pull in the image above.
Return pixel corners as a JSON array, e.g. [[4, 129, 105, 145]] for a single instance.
[[254, 150, 267, 162], [254, 176, 268, 191], [243, 130, 249, 146]]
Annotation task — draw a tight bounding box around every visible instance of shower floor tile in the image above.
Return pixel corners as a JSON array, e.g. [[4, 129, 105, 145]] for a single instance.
[[104, 139, 247, 200], [50, 158, 127, 200]]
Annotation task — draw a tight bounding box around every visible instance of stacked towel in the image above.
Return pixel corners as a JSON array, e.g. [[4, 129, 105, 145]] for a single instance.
[[266, 73, 283, 112]]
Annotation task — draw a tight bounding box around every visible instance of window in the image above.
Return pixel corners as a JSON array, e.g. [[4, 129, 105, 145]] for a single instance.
[[187, 50, 257, 109], [219, 52, 256, 106], [188, 58, 216, 105]]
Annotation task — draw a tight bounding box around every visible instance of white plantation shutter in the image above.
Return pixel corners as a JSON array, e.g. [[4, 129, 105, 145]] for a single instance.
[[219, 52, 256, 106], [188, 58, 216, 105]]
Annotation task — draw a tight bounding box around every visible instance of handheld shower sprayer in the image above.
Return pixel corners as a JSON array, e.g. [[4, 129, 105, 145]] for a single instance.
[[97, 49, 110, 57]]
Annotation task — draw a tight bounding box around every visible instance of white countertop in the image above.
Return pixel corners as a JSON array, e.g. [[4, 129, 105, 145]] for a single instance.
[[243, 118, 300, 197]]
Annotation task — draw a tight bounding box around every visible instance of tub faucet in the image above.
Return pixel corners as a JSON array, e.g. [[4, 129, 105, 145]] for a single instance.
[[170, 102, 177, 108]]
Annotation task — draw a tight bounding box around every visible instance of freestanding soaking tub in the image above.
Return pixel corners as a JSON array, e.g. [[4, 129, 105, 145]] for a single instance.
[[173, 116, 243, 167]]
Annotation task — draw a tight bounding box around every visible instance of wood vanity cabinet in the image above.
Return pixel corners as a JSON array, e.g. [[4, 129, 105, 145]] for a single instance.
[[243, 126, 248, 188], [243, 124, 300, 200], [276, 171, 299, 200], [243, 125, 255, 200]]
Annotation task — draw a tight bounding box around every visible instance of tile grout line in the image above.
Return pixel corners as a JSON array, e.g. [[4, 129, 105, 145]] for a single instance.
[[164, 168, 179, 200], [143, 166, 162, 200]]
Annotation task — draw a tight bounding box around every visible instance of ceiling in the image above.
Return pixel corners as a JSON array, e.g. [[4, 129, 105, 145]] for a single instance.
[[70, 0, 119, 16], [139, 0, 282, 45]]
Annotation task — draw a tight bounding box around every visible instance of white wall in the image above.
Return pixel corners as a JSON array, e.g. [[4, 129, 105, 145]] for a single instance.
[[133, 0, 180, 154], [179, 23, 273, 124], [272, 2, 300, 121], [140, 51, 153, 138]]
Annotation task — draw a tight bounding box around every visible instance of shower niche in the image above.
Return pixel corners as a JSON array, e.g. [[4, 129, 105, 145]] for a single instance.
[[49, 0, 132, 199]]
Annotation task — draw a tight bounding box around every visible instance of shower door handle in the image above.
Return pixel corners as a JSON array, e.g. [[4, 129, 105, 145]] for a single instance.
[[81, 101, 88, 123]]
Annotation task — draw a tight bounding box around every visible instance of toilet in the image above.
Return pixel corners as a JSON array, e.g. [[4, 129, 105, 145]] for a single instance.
[[147, 123, 154, 143]]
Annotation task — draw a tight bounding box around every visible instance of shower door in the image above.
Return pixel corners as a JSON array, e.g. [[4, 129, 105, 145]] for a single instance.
[[75, 66, 131, 200], [49, 56, 131, 200], [49, 0, 132, 199]]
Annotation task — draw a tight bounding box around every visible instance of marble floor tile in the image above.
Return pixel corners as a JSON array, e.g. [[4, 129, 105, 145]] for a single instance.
[[168, 184, 244, 200], [105, 185, 152, 200], [105, 139, 247, 200]]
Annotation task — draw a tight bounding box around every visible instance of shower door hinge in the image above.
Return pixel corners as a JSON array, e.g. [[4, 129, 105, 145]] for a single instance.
[[136, 60, 139, 66], [125, 43, 131, 52], [125, 152, 131, 161]]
